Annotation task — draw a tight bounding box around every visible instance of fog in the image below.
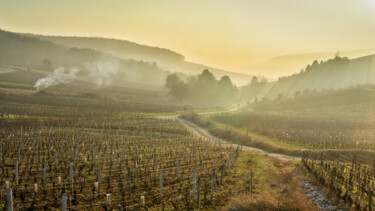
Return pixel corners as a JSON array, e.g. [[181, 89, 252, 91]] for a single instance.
[[240, 55, 375, 102], [83, 56, 122, 87], [0, 29, 170, 88]]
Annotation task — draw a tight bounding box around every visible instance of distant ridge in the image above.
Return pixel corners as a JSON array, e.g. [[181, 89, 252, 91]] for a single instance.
[[264, 54, 375, 98], [23, 32, 254, 85], [252, 49, 375, 78], [0, 29, 170, 86]]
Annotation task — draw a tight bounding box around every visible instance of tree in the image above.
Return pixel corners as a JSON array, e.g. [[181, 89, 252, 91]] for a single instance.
[[218, 76, 238, 103], [187, 69, 218, 106], [305, 64, 311, 71], [334, 51, 340, 58], [240, 75, 268, 103], [169, 81, 187, 103], [197, 69, 216, 84], [166, 70, 238, 106], [311, 60, 319, 67], [250, 76, 259, 85], [165, 74, 187, 103], [165, 74, 180, 89], [218, 76, 233, 88]]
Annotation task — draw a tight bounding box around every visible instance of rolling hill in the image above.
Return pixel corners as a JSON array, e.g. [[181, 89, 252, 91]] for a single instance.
[[241, 54, 375, 101], [24, 33, 253, 85], [0, 29, 175, 87], [265, 55, 375, 98], [252, 49, 375, 78]]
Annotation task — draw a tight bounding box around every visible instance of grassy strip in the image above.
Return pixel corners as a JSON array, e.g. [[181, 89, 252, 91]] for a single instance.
[[180, 113, 303, 157], [170, 151, 270, 210], [216, 152, 316, 210], [212, 120, 305, 151], [195, 151, 266, 210], [180, 113, 375, 165], [226, 156, 317, 210]]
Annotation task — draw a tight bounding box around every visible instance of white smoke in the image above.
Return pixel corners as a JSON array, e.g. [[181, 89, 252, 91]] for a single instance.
[[84, 56, 123, 86], [34, 56, 128, 89], [34, 67, 79, 89]]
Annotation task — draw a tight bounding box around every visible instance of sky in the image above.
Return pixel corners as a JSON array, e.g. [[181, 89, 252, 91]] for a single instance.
[[1, 0, 375, 76]]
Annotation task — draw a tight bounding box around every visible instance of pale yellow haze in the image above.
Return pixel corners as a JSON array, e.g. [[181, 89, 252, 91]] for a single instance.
[[1, 0, 375, 76]]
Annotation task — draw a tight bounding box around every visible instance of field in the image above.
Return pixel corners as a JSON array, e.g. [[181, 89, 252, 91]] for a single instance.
[[302, 157, 375, 210], [1, 67, 375, 210], [0, 66, 247, 210], [206, 85, 375, 152], [0, 92, 184, 118], [0, 113, 243, 210], [180, 86, 375, 209]]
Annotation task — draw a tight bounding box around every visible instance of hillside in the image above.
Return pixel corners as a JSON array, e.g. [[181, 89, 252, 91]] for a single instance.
[[24, 34, 186, 66], [253, 84, 375, 120], [253, 55, 375, 99], [0, 29, 170, 86], [252, 48, 375, 78], [24, 33, 253, 85]]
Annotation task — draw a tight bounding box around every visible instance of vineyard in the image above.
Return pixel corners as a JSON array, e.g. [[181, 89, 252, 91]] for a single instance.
[[302, 154, 375, 210], [0, 116, 240, 210], [188, 86, 375, 210], [210, 112, 375, 151], [208, 86, 375, 152], [1, 68, 374, 211], [0, 92, 184, 118]]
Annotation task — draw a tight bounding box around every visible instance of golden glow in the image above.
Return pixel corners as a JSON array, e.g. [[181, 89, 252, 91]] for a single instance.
[[1, 0, 375, 77]]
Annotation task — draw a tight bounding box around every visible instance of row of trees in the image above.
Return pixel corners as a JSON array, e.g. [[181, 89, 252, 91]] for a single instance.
[[239, 55, 353, 104], [165, 69, 238, 106], [240, 76, 269, 103], [166, 54, 352, 107]]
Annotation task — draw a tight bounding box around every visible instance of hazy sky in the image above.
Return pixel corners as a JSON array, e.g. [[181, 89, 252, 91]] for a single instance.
[[1, 0, 375, 75]]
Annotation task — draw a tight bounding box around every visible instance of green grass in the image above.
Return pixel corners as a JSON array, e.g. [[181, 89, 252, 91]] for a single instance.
[[119, 106, 239, 117], [228, 152, 267, 193], [179, 112, 305, 156], [191, 151, 266, 210], [119, 111, 182, 117], [206, 119, 305, 151]]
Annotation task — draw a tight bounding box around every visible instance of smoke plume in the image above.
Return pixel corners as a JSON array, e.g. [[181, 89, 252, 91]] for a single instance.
[[33, 56, 130, 89], [34, 67, 79, 89], [84, 56, 122, 86]]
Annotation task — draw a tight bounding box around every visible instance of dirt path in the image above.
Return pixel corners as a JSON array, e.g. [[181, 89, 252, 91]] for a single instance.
[[157, 114, 300, 161], [156, 112, 339, 210]]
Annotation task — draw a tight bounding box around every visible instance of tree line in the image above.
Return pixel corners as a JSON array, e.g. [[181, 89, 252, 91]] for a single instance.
[[165, 69, 238, 106]]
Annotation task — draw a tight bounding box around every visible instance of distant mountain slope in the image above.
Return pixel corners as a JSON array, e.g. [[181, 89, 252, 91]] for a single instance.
[[264, 55, 375, 98], [253, 49, 375, 78], [252, 84, 375, 121], [24, 34, 186, 66], [241, 55, 375, 101], [0, 29, 170, 86], [25, 33, 253, 85]]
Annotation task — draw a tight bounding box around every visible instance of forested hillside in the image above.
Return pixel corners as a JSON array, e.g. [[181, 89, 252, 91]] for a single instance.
[[0, 29, 169, 86]]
